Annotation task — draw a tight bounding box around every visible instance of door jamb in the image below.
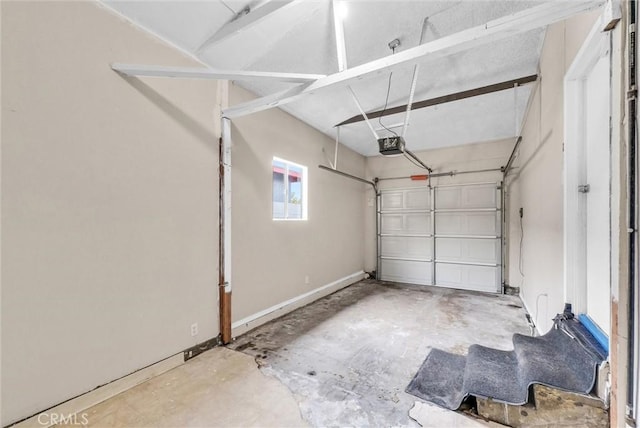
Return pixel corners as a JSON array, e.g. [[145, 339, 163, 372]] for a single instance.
[[563, 15, 612, 317]]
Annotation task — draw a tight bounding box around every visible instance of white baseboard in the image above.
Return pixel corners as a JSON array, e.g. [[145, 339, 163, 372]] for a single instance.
[[519, 292, 544, 336], [231, 271, 365, 337], [11, 271, 365, 427], [12, 353, 184, 428]]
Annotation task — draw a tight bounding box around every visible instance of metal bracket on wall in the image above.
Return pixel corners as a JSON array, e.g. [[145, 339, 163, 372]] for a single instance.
[[183, 336, 221, 361], [578, 184, 591, 193]]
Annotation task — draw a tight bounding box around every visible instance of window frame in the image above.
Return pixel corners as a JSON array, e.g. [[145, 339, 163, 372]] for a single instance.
[[272, 156, 308, 221]]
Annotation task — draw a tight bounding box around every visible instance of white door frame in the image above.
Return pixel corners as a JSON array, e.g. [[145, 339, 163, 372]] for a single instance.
[[563, 16, 611, 319]]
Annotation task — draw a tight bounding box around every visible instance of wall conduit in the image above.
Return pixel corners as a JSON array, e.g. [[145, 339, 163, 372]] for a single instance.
[[627, 0, 638, 419]]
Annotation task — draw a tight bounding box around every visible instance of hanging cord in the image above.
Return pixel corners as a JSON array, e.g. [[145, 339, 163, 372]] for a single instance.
[[378, 41, 399, 137], [378, 72, 398, 137]]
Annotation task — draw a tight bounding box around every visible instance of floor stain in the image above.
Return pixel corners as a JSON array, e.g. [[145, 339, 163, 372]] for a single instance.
[[228, 279, 530, 427]]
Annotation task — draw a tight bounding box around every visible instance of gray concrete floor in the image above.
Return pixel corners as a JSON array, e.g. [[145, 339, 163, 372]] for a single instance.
[[58, 347, 307, 427], [61, 280, 531, 427], [229, 279, 531, 427]]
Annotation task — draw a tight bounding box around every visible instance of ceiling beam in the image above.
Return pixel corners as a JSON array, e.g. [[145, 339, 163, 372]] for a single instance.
[[111, 63, 325, 83], [222, 0, 602, 119], [196, 0, 301, 53], [336, 74, 538, 126], [332, 0, 348, 72]]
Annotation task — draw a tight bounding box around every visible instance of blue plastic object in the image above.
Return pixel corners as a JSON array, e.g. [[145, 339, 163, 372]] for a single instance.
[[578, 313, 609, 355]]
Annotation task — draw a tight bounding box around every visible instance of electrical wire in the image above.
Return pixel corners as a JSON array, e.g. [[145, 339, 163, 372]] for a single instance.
[[378, 72, 398, 137]]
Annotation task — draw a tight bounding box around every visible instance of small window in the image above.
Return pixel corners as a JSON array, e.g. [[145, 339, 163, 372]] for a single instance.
[[272, 157, 307, 220]]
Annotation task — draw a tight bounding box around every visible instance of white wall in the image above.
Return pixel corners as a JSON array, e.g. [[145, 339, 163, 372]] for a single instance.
[[365, 138, 515, 272], [1, 2, 220, 425], [506, 11, 600, 334], [228, 84, 367, 331]]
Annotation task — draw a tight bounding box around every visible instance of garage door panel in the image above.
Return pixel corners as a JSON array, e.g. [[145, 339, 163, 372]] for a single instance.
[[435, 212, 499, 236], [381, 215, 404, 233], [435, 238, 499, 264], [381, 259, 433, 285], [381, 188, 430, 210], [435, 263, 499, 292], [405, 214, 431, 234], [436, 184, 497, 209], [381, 213, 431, 235], [378, 183, 501, 292], [381, 192, 404, 210], [381, 236, 432, 259], [405, 189, 430, 209]]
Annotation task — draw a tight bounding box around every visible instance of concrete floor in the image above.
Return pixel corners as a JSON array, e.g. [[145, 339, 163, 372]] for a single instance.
[[229, 279, 531, 427], [63, 280, 530, 427], [59, 347, 307, 427]]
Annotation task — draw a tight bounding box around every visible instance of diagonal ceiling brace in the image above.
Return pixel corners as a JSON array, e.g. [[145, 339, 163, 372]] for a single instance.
[[347, 86, 379, 140], [401, 17, 430, 138], [222, 0, 602, 119], [335, 74, 538, 127]]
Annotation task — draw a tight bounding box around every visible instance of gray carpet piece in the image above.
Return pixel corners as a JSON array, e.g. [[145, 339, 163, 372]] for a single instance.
[[463, 345, 521, 403], [406, 348, 467, 409], [406, 319, 605, 410], [560, 318, 608, 361]]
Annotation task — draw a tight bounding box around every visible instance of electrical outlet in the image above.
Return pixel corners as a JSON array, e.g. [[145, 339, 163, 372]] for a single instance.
[[305, 275, 310, 284], [190, 323, 198, 337], [519, 207, 524, 218]]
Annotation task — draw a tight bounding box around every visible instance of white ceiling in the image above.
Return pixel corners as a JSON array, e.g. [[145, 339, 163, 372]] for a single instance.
[[103, 0, 548, 156]]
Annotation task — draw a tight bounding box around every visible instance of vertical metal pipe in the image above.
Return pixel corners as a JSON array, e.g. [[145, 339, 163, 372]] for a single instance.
[[628, 0, 638, 415], [219, 117, 232, 344], [376, 185, 381, 280], [430, 185, 436, 286], [502, 183, 507, 293], [499, 182, 505, 294]]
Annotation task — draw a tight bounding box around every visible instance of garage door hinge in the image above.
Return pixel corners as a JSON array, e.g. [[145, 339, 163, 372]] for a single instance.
[[578, 184, 590, 193]]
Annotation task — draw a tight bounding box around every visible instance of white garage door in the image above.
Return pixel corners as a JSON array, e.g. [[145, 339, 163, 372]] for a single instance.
[[378, 182, 501, 293], [379, 187, 433, 285]]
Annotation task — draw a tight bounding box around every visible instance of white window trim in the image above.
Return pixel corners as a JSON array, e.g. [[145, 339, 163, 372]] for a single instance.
[[272, 156, 308, 221]]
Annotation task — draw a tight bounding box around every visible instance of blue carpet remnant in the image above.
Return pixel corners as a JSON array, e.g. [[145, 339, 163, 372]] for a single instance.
[[406, 317, 606, 410]]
